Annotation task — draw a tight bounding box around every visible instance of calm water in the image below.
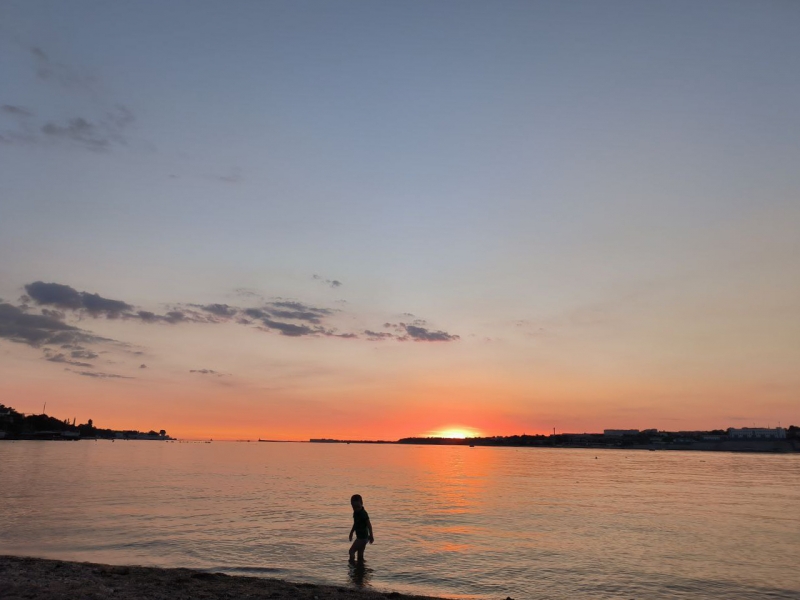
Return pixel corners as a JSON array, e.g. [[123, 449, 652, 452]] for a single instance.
[[0, 441, 798, 599]]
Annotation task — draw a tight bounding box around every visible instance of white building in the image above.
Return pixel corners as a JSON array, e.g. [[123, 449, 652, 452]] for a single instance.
[[728, 427, 786, 439]]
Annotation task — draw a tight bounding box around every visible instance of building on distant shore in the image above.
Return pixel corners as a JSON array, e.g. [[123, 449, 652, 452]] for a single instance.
[[603, 429, 640, 437], [728, 427, 786, 439]]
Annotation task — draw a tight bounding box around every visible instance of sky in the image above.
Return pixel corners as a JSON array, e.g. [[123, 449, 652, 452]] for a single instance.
[[1, 1, 798, 440]]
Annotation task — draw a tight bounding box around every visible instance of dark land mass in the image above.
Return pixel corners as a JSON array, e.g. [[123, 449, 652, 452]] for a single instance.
[[0, 404, 172, 441], [0, 556, 450, 600], [312, 426, 800, 453]]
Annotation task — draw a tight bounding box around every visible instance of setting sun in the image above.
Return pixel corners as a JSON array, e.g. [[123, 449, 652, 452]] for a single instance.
[[427, 427, 483, 439]]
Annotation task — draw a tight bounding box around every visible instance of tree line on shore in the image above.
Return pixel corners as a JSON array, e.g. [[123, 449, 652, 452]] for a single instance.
[[0, 403, 168, 440], [396, 427, 800, 448]]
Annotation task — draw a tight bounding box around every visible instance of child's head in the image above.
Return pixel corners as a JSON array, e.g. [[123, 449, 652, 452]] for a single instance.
[[350, 494, 363, 510]]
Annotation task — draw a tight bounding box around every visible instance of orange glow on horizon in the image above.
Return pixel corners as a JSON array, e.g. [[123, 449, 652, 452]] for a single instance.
[[425, 426, 483, 439]]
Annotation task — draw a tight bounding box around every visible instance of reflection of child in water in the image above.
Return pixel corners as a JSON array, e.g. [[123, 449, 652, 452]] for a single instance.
[[348, 494, 374, 562]]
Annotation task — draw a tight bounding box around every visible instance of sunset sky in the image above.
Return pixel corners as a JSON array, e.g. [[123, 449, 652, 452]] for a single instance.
[[1, 1, 798, 439]]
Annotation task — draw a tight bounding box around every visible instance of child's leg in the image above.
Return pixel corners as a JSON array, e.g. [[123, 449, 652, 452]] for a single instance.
[[349, 538, 367, 562], [349, 539, 364, 560], [356, 540, 366, 562]]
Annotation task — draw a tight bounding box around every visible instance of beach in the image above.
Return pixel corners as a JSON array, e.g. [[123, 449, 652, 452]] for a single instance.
[[0, 556, 452, 600]]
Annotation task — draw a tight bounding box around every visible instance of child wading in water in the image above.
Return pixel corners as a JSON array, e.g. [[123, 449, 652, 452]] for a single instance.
[[348, 494, 374, 563]]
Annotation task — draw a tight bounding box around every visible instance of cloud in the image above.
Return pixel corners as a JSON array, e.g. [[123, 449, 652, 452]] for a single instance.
[[80, 292, 133, 317], [45, 352, 93, 368], [198, 304, 237, 317], [261, 319, 316, 337], [313, 274, 343, 288], [0, 48, 137, 150], [217, 168, 242, 183], [403, 325, 460, 342], [72, 370, 133, 379], [12, 280, 460, 355], [364, 330, 395, 341], [41, 117, 111, 151], [242, 301, 335, 326], [132, 310, 193, 324], [23, 283, 205, 324], [233, 288, 262, 299], [189, 368, 228, 377], [135, 311, 161, 323], [267, 301, 332, 323], [2, 104, 33, 117], [0, 301, 136, 383], [378, 320, 460, 342], [24, 282, 82, 309], [25, 281, 132, 317], [0, 302, 95, 347], [41, 308, 66, 320], [39, 106, 134, 151], [165, 310, 189, 323], [268, 309, 325, 324], [31, 46, 97, 92]]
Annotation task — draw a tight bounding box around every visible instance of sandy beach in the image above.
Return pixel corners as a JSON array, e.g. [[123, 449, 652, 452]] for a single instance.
[[0, 556, 456, 600]]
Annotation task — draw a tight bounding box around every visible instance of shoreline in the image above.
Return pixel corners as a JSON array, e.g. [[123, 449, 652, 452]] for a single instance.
[[2, 437, 797, 453], [0, 555, 454, 600]]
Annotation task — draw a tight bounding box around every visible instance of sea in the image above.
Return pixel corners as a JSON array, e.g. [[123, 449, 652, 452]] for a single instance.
[[0, 441, 798, 599]]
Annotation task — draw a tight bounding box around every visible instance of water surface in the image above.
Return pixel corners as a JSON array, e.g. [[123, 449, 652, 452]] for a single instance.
[[1, 441, 798, 598]]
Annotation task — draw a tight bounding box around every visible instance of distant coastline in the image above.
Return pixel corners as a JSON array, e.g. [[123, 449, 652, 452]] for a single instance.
[[0, 404, 173, 441], [3, 400, 796, 452], [310, 426, 800, 454]]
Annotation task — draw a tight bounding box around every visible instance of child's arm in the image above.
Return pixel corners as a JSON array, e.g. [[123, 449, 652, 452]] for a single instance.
[[367, 519, 374, 544], [348, 523, 355, 541]]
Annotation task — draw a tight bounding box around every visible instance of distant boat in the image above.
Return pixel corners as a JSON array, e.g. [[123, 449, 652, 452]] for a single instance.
[[258, 438, 268, 442]]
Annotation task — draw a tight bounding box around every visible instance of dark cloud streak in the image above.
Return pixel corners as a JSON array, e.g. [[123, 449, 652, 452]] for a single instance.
[[403, 325, 460, 342], [0, 302, 84, 346], [261, 319, 315, 337], [25, 281, 132, 317]]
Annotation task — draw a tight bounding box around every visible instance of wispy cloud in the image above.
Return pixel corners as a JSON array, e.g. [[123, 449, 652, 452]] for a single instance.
[[1, 104, 33, 117], [260, 319, 317, 337], [313, 274, 343, 288], [5, 280, 461, 379], [403, 324, 460, 342], [30, 46, 97, 93], [71, 370, 133, 379], [196, 304, 238, 317], [40, 110, 134, 151], [217, 167, 242, 183], [44, 349, 93, 368], [376, 320, 461, 342], [364, 330, 395, 341], [1, 47, 137, 151]]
